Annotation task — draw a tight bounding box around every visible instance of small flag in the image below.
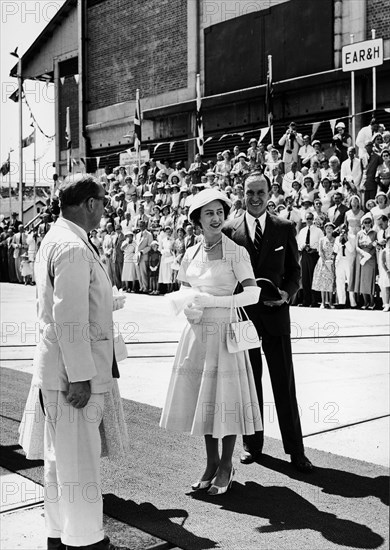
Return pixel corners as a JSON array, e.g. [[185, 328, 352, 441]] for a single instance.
[[134, 89, 141, 153], [0, 154, 10, 176], [22, 130, 35, 148], [196, 74, 204, 155], [265, 62, 273, 127], [65, 107, 72, 173]]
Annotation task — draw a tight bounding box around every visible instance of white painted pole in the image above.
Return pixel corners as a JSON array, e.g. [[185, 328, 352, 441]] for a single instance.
[[268, 54, 274, 144], [350, 34, 356, 145], [371, 29, 377, 112]]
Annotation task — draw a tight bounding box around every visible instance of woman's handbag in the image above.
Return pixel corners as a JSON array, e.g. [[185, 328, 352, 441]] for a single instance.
[[113, 330, 128, 362], [226, 295, 260, 354]]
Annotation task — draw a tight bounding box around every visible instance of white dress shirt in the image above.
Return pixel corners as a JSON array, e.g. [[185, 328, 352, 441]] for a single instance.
[[245, 211, 267, 243], [297, 224, 324, 251]]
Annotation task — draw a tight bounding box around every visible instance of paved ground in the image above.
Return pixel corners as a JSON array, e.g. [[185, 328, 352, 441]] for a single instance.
[[0, 282, 389, 549]]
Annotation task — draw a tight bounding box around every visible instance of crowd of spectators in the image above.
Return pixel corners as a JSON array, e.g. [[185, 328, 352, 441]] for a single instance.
[[1, 118, 389, 310]]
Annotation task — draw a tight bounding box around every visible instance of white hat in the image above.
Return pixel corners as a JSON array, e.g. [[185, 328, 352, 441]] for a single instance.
[[188, 189, 232, 221], [335, 122, 345, 129]]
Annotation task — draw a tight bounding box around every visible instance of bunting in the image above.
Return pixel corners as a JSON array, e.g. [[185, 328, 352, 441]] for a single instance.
[[196, 74, 204, 155], [0, 154, 10, 176], [22, 130, 35, 148]]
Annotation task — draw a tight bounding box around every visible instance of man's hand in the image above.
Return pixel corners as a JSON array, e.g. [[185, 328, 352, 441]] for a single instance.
[[66, 381, 91, 409], [264, 289, 289, 308]]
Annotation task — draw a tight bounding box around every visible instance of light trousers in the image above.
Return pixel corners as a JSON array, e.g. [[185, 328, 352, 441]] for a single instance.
[[42, 390, 105, 546], [335, 257, 351, 304], [136, 256, 149, 291]]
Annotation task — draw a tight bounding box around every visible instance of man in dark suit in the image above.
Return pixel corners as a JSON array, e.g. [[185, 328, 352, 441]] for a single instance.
[[223, 171, 314, 473]]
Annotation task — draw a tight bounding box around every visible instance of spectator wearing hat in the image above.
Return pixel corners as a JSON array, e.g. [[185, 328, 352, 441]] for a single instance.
[[376, 149, 390, 193], [11, 224, 28, 283], [312, 222, 336, 308], [142, 191, 155, 216], [121, 232, 137, 292], [297, 211, 324, 307], [111, 225, 126, 289], [340, 146, 363, 190], [231, 153, 250, 185], [170, 177, 181, 209], [354, 215, 377, 309], [160, 204, 173, 230], [179, 186, 189, 209], [215, 150, 232, 182], [120, 211, 134, 235], [188, 153, 208, 184], [148, 240, 161, 294], [332, 122, 352, 163], [134, 220, 153, 293], [356, 118, 380, 158], [298, 135, 316, 169], [278, 122, 304, 173], [282, 160, 304, 196], [102, 223, 115, 283], [162, 183, 173, 208], [264, 148, 282, 178], [158, 226, 175, 293], [361, 141, 382, 204], [309, 140, 327, 166], [322, 155, 341, 187]]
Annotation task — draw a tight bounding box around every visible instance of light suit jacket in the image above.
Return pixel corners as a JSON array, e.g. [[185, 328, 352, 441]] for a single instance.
[[33, 217, 114, 393]]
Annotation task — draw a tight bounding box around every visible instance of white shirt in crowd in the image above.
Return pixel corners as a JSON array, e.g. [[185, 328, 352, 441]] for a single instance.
[[297, 224, 324, 251]]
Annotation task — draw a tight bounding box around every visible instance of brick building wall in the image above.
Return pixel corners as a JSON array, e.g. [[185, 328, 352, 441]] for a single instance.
[[367, 0, 390, 39], [87, 0, 188, 111]]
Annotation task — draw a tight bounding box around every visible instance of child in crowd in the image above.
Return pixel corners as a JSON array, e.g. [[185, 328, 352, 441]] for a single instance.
[[148, 241, 161, 295], [20, 252, 33, 285]]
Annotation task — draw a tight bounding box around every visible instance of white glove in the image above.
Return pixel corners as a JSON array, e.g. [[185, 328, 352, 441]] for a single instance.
[[193, 286, 260, 309], [112, 286, 126, 311], [183, 304, 203, 323], [166, 285, 198, 315]]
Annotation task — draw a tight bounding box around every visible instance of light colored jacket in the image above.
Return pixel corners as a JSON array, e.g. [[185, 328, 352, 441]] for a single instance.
[[32, 217, 114, 393]]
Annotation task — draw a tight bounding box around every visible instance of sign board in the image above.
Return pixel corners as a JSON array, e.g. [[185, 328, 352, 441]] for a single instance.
[[342, 38, 383, 72], [119, 149, 150, 166]]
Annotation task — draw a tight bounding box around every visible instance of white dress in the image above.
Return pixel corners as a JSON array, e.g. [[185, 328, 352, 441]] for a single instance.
[[160, 234, 263, 439]]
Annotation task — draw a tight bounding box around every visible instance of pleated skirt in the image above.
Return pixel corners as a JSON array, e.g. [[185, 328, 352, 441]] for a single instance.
[[160, 307, 263, 439]]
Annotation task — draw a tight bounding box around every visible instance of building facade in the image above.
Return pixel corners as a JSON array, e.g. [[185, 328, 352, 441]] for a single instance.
[[12, 0, 390, 177]]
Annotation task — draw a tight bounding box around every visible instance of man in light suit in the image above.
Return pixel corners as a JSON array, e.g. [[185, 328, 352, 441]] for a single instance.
[[134, 220, 153, 292], [11, 224, 28, 282], [32, 175, 128, 550], [340, 146, 363, 189], [223, 171, 314, 473]]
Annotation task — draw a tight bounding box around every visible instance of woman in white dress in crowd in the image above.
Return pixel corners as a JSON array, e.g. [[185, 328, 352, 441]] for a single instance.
[[160, 189, 262, 495], [158, 226, 175, 293]]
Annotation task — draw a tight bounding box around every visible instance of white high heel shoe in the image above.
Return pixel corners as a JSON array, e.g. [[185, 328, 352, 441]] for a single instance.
[[191, 468, 219, 490], [207, 467, 235, 496]]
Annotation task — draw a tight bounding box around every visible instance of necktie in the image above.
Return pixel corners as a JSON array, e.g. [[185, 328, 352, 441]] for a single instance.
[[88, 235, 99, 255], [254, 219, 263, 251], [350, 160, 353, 171], [305, 227, 311, 246], [287, 210, 291, 220], [342, 243, 346, 256]]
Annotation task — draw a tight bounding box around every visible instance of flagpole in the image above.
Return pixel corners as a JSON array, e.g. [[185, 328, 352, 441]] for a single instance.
[[17, 55, 24, 223], [268, 55, 274, 144], [196, 74, 204, 155], [136, 89, 141, 170], [8, 150, 12, 219], [33, 127, 37, 217]]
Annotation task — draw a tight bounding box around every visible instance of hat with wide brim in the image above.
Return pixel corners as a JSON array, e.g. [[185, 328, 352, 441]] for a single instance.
[[188, 189, 232, 221]]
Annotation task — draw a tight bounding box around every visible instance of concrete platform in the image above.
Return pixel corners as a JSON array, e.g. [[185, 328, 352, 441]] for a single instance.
[[0, 282, 389, 549]]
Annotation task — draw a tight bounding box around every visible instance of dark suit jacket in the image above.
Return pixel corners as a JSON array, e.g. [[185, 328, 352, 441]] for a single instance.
[[223, 213, 301, 335]]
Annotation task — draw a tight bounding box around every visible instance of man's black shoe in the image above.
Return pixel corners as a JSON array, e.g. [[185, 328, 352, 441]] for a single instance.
[[290, 453, 314, 473], [48, 538, 66, 550], [240, 449, 262, 464], [66, 536, 130, 549]]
